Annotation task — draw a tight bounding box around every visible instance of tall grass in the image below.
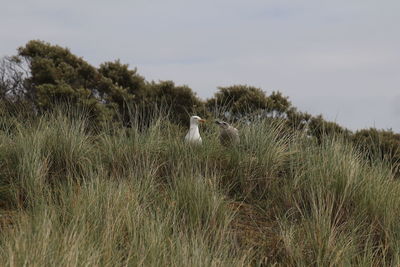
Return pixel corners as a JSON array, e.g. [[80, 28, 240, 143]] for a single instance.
[[1, 106, 400, 266]]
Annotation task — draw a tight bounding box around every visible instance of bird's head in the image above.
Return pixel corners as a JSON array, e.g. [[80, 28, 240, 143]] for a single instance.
[[215, 120, 230, 129], [190, 116, 206, 125]]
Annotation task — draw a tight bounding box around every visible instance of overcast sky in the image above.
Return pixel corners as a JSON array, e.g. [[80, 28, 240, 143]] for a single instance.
[[2, 0, 400, 132]]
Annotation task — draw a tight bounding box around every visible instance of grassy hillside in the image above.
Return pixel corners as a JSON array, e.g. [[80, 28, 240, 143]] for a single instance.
[[1, 108, 400, 266]]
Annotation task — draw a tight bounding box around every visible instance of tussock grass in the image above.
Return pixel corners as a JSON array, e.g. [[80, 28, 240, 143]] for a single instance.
[[1, 107, 400, 266]]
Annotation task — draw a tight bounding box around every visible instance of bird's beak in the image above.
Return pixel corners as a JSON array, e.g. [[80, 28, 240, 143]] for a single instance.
[[215, 120, 222, 125], [199, 119, 206, 123]]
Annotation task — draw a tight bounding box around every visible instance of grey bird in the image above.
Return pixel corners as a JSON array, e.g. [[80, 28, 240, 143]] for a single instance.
[[215, 120, 240, 146]]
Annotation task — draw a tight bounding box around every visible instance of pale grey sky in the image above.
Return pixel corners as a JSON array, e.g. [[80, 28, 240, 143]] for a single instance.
[[2, 0, 400, 131]]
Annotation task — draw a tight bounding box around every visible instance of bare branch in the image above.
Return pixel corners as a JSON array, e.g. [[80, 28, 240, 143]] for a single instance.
[[0, 56, 31, 101]]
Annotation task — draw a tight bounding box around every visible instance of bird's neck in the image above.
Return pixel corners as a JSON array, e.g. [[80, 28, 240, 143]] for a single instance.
[[189, 124, 200, 135], [190, 124, 199, 130]]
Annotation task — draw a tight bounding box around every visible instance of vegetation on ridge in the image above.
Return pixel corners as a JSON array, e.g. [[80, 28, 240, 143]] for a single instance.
[[1, 40, 400, 265], [1, 40, 399, 165]]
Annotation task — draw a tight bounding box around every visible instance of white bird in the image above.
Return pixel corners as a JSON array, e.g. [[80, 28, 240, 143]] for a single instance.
[[185, 116, 206, 145], [215, 120, 240, 146]]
